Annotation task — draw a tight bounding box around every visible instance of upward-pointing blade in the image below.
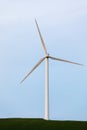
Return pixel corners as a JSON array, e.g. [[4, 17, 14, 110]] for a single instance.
[[20, 57, 45, 84], [35, 19, 48, 55], [49, 56, 83, 66]]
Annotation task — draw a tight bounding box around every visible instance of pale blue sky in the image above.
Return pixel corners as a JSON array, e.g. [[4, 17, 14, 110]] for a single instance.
[[0, 0, 87, 120]]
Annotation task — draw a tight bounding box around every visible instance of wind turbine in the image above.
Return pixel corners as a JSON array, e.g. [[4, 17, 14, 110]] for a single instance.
[[20, 19, 83, 120]]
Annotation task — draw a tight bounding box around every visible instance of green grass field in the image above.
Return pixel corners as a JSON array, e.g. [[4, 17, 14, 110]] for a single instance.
[[0, 118, 87, 130]]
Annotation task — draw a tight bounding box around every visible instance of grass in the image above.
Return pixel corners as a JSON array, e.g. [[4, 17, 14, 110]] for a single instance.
[[0, 118, 87, 130]]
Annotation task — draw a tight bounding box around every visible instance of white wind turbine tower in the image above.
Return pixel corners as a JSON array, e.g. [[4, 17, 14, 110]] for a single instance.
[[20, 19, 83, 120]]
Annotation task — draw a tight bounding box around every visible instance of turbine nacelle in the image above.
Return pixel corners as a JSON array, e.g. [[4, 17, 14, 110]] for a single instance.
[[45, 54, 50, 59]]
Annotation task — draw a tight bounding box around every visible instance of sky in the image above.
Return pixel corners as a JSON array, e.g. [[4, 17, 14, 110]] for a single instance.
[[0, 0, 87, 120]]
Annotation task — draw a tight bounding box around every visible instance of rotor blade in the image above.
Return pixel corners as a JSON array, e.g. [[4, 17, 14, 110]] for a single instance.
[[49, 56, 83, 66], [20, 57, 45, 84], [35, 19, 47, 55]]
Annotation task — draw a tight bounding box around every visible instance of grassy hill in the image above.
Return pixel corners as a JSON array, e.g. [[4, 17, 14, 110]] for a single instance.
[[0, 118, 87, 130]]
